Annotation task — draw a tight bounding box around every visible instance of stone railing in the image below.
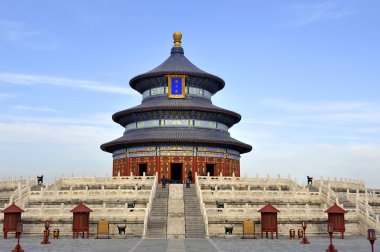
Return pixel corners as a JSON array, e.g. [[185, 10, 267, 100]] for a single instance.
[[201, 187, 321, 204], [351, 190, 380, 203], [28, 187, 152, 202], [8, 179, 36, 207], [0, 178, 33, 189], [346, 190, 375, 214], [59, 174, 156, 187], [317, 177, 365, 191], [313, 179, 337, 206], [197, 173, 298, 189], [195, 174, 209, 237], [23, 204, 146, 220], [344, 189, 379, 233], [356, 207, 380, 234], [204, 204, 360, 223], [142, 173, 158, 238], [315, 180, 379, 235]]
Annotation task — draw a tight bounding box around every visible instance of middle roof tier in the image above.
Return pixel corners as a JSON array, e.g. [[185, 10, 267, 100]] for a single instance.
[[113, 97, 241, 128]]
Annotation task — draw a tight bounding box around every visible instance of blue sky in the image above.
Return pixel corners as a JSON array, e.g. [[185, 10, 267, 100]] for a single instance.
[[1, 0, 379, 187]]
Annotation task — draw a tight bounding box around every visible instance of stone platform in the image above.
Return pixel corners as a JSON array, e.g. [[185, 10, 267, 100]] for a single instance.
[[0, 236, 377, 252]]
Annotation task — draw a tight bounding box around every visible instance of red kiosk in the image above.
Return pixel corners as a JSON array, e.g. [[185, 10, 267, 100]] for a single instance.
[[325, 203, 347, 239], [70, 202, 93, 239], [1, 203, 24, 239], [258, 204, 280, 239]]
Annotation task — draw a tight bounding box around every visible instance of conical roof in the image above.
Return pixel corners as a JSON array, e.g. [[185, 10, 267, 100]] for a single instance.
[[130, 33, 224, 94]]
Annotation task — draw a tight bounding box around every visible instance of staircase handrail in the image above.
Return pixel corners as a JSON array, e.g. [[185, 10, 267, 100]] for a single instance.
[[8, 178, 36, 207], [313, 179, 336, 206], [346, 192, 375, 216], [356, 206, 379, 233], [195, 174, 209, 237], [142, 174, 158, 238]]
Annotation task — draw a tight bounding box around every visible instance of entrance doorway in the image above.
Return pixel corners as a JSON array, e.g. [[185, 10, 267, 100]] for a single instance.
[[206, 164, 215, 176], [138, 164, 147, 176], [170, 163, 182, 183]]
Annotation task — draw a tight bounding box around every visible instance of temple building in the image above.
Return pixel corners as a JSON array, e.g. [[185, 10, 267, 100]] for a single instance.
[[100, 32, 252, 181]]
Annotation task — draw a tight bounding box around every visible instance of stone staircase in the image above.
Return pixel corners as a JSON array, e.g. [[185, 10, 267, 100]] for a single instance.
[[183, 185, 205, 238], [146, 186, 169, 238], [146, 183, 206, 239]]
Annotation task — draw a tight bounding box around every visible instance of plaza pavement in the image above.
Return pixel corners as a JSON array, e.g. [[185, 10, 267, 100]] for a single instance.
[[0, 236, 377, 252]]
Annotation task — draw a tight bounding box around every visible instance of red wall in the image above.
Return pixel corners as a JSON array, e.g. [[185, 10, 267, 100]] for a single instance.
[[113, 156, 240, 179]]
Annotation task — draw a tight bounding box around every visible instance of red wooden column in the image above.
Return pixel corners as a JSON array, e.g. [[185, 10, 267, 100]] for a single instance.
[[70, 202, 93, 239], [1, 203, 24, 239], [325, 203, 348, 239], [258, 204, 280, 239]]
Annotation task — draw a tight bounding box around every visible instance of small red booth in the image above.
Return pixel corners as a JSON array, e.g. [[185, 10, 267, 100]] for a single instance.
[[1, 203, 24, 239], [258, 203, 280, 239], [70, 202, 93, 239], [325, 203, 347, 239]]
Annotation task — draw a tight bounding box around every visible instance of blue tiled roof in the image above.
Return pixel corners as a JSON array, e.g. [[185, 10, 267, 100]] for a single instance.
[[129, 46, 225, 93]]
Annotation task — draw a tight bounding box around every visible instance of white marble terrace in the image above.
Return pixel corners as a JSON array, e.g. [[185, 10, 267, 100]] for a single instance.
[[195, 173, 379, 237], [0, 174, 157, 236], [1, 173, 379, 238]]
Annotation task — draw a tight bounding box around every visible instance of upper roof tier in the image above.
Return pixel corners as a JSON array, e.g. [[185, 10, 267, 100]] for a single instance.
[[129, 32, 225, 94]]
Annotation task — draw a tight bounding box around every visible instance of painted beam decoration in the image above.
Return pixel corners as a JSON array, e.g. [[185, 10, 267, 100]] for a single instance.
[[168, 75, 186, 98]]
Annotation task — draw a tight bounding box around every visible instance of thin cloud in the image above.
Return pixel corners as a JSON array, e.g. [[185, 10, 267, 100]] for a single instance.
[[281, 1, 354, 27], [0, 113, 120, 144], [0, 122, 112, 142], [259, 99, 379, 114], [0, 20, 60, 50], [11, 105, 58, 113], [304, 112, 380, 123], [0, 113, 115, 126], [0, 92, 15, 100], [0, 72, 136, 95], [251, 99, 380, 137], [358, 128, 380, 134]]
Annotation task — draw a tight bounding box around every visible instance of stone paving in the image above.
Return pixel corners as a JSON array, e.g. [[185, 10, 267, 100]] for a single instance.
[[0, 236, 378, 252]]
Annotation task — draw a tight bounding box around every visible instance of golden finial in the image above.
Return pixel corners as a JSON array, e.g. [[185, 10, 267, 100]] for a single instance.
[[173, 32, 182, 47]]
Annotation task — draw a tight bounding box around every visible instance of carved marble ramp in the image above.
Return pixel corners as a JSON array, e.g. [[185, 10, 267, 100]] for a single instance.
[[146, 186, 169, 238], [167, 184, 185, 238], [184, 185, 205, 238]]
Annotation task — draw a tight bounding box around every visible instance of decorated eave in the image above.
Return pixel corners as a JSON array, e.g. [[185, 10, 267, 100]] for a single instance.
[[325, 203, 347, 213], [129, 33, 225, 94], [100, 128, 252, 154], [258, 204, 280, 213], [1, 202, 25, 213]]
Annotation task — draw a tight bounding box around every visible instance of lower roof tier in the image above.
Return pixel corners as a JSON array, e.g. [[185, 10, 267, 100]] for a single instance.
[[100, 128, 252, 154], [112, 97, 241, 128]]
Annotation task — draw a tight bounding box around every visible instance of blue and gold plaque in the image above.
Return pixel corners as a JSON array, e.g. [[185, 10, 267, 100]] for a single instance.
[[168, 75, 186, 98]]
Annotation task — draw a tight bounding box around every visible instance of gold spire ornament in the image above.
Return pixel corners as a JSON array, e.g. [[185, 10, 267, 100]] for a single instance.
[[173, 32, 182, 47]]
